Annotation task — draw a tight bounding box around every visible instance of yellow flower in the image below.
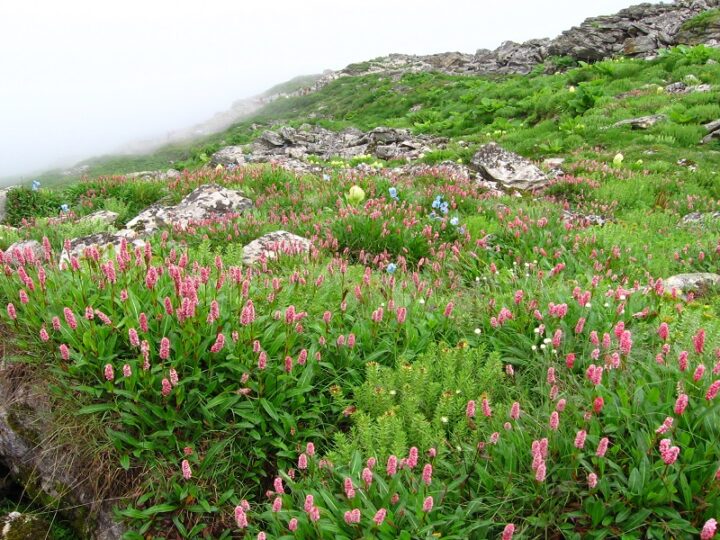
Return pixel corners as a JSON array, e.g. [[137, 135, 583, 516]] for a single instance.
[[347, 185, 366, 205]]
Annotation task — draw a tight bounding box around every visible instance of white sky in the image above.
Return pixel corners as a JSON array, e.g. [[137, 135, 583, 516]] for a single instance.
[[0, 0, 636, 179]]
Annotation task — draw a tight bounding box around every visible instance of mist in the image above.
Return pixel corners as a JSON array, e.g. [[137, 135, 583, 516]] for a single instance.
[[0, 0, 636, 181]]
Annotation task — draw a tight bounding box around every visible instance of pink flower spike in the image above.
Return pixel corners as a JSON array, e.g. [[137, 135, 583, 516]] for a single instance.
[[181, 459, 192, 480], [701, 518, 717, 540]]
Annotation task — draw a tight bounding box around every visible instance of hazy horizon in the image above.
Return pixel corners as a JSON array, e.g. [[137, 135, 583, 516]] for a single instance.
[[0, 0, 636, 180]]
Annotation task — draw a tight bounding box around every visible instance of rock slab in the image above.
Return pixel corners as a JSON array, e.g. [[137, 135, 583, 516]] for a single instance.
[[470, 143, 549, 191]]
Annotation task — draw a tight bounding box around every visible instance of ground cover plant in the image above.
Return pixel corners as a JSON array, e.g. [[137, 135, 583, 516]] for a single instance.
[[1, 44, 720, 539]]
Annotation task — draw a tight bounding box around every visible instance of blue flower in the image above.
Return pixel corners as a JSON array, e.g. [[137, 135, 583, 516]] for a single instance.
[[440, 202, 449, 215], [431, 195, 442, 209], [31, 180, 40, 191], [322, 173, 331, 182], [389, 187, 398, 199], [450, 216, 459, 226], [60, 204, 69, 213], [386, 263, 397, 274]]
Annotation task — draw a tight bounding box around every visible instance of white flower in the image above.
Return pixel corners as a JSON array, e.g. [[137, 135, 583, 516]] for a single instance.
[[474, 328, 481, 335], [534, 328, 540, 334], [475, 277, 480, 282], [540, 344, 546, 350], [419, 298, 425, 304], [543, 338, 551, 344], [585, 303, 592, 308], [389, 390, 397, 396], [531, 345, 538, 351], [455, 389, 461, 394], [604, 303, 610, 308], [619, 295, 626, 301], [441, 416, 449, 424]]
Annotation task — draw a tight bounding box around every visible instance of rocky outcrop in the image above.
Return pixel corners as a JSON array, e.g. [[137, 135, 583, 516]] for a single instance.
[[209, 146, 246, 167], [248, 125, 444, 164], [562, 210, 613, 227], [3, 241, 44, 267], [281, 1, 720, 100], [547, 1, 720, 61], [0, 365, 124, 539], [125, 184, 253, 236], [665, 272, 720, 297], [470, 143, 549, 191], [242, 231, 312, 265], [79, 210, 119, 226], [702, 118, 720, 143], [613, 114, 667, 129], [59, 233, 146, 267], [665, 81, 713, 93], [124, 169, 180, 181], [0, 187, 20, 225], [681, 210, 720, 224], [1, 512, 53, 539]]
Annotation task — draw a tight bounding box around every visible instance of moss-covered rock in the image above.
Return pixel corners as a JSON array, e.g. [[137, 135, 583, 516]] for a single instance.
[[1, 512, 54, 540]]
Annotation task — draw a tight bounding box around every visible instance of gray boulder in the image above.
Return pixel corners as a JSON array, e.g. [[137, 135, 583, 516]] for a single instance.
[[681, 211, 720, 224], [59, 232, 146, 267], [242, 231, 312, 265], [665, 273, 720, 297], [562, 210, 612, 227], [3, 240, 44, 266], [126, 184, 252, 236], [0, 512, 53, 539], [79, 210, 119, 226], [613, 114, 667, 129], [470, 143, 549, 191], [702, 118, 720, 144], [0, 365, 124, 539], [0, 186, 20, 224], [210, 146, 246, 167]]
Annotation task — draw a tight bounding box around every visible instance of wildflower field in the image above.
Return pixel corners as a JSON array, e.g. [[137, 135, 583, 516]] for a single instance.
[[2, 46, 720, 539]]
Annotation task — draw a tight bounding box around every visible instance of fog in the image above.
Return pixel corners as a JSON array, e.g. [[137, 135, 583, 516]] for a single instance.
[[0, 0, 636, 180]]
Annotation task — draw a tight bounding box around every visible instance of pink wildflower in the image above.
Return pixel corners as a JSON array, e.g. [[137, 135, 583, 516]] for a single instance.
[[502, 524, 515, 540], [482, 398, 492, 417], [574, 430, 587, 449], [104, 364, 114, 381], [588, 472, 598, 489], [344, 509, 361, 524], [181, 459, 192, 480], [344, 477, 355, 499], [272, 497, 282, 512], [466, 400, 476, 418], [373, 508, 387, 526], [159, 337, 170, 360], [674, 394, 689, 415], [422, 496, 434, 512], [422, 463, 432, 485], [510, 402, 521, 420], [234, 506, 248, 528], [707, 380, 720, 401], [386, 455, 398, 476], [701, 519, 717, 540], [596, 437, 609, 457]]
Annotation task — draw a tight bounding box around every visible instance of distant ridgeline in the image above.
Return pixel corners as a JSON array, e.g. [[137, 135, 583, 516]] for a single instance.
[[309, 0, 720, 85]]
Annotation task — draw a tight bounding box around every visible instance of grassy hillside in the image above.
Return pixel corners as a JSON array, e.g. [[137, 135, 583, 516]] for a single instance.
[[34, 44, 720, 189], [2, 44, 720, 539]]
